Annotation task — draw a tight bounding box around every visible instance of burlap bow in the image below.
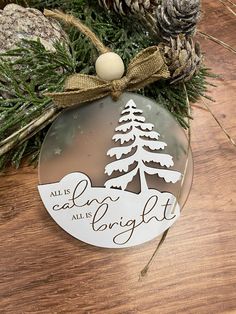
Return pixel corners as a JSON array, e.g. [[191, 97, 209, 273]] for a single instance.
[[46, 46, 170, 108]]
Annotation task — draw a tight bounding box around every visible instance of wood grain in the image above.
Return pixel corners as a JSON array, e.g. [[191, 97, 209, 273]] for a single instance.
[[0, 1, 236, 313]]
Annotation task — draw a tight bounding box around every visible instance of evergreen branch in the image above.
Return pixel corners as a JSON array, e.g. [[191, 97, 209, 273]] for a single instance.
[[0, 0, 213, 170], [0, 39, 77, 170], [0, 106, 59, 157]]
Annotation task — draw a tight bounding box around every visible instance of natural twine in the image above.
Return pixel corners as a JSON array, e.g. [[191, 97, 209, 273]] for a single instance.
[[44, 9, 109, 54], [43, 10, 170, 106]]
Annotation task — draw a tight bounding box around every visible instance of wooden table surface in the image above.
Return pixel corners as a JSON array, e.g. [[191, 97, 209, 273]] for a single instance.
[[0, 1, 236, 313]]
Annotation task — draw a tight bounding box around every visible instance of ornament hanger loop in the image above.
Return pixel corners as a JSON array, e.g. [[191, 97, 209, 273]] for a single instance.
[[44, 9, 109, 55], [43, 10, 170, 107]]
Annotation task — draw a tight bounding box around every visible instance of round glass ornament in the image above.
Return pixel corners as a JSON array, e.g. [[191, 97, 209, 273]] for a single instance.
[[38, 92, 193, 248]]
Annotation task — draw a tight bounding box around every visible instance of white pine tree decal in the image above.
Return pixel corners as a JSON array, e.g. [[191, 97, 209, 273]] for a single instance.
[[104, 99, 182, 191]]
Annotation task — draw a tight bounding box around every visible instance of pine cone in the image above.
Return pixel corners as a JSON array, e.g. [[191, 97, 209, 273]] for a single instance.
[[0, 4, 67, 53], [155, 0, 201, 41], [98, 0, 159, 15], [159, 35, 202, 84]]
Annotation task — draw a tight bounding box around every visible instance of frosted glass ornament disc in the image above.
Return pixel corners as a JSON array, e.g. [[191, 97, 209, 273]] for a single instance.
[[38, 93, 193, 248]]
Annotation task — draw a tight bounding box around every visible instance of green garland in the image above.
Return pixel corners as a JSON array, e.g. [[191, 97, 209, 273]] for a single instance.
[[0, 0, 213, 170]]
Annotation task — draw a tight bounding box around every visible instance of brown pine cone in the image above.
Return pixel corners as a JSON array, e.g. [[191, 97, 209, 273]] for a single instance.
[[98, 0, 159, 15], [0, 4, 67, 53], [159, 35, 202, 84]]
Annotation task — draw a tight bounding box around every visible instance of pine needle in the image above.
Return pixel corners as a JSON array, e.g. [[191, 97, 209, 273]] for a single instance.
[[197, 31, 236, 54], [192, 104, 208, 111], [201, 97, 236, 147], [218, 0, 236, 17], [139, 229, 170, 279], [224, 0, 236, 8]]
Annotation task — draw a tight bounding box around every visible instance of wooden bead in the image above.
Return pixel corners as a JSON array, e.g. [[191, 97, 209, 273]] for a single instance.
[[95, 52, 125, 81]]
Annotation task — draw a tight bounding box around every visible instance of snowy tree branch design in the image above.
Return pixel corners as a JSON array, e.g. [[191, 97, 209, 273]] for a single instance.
[[105, 99, 182, 191]]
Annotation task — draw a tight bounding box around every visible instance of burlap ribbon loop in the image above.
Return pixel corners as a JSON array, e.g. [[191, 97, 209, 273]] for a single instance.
[[46, 46, 170, 108]]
